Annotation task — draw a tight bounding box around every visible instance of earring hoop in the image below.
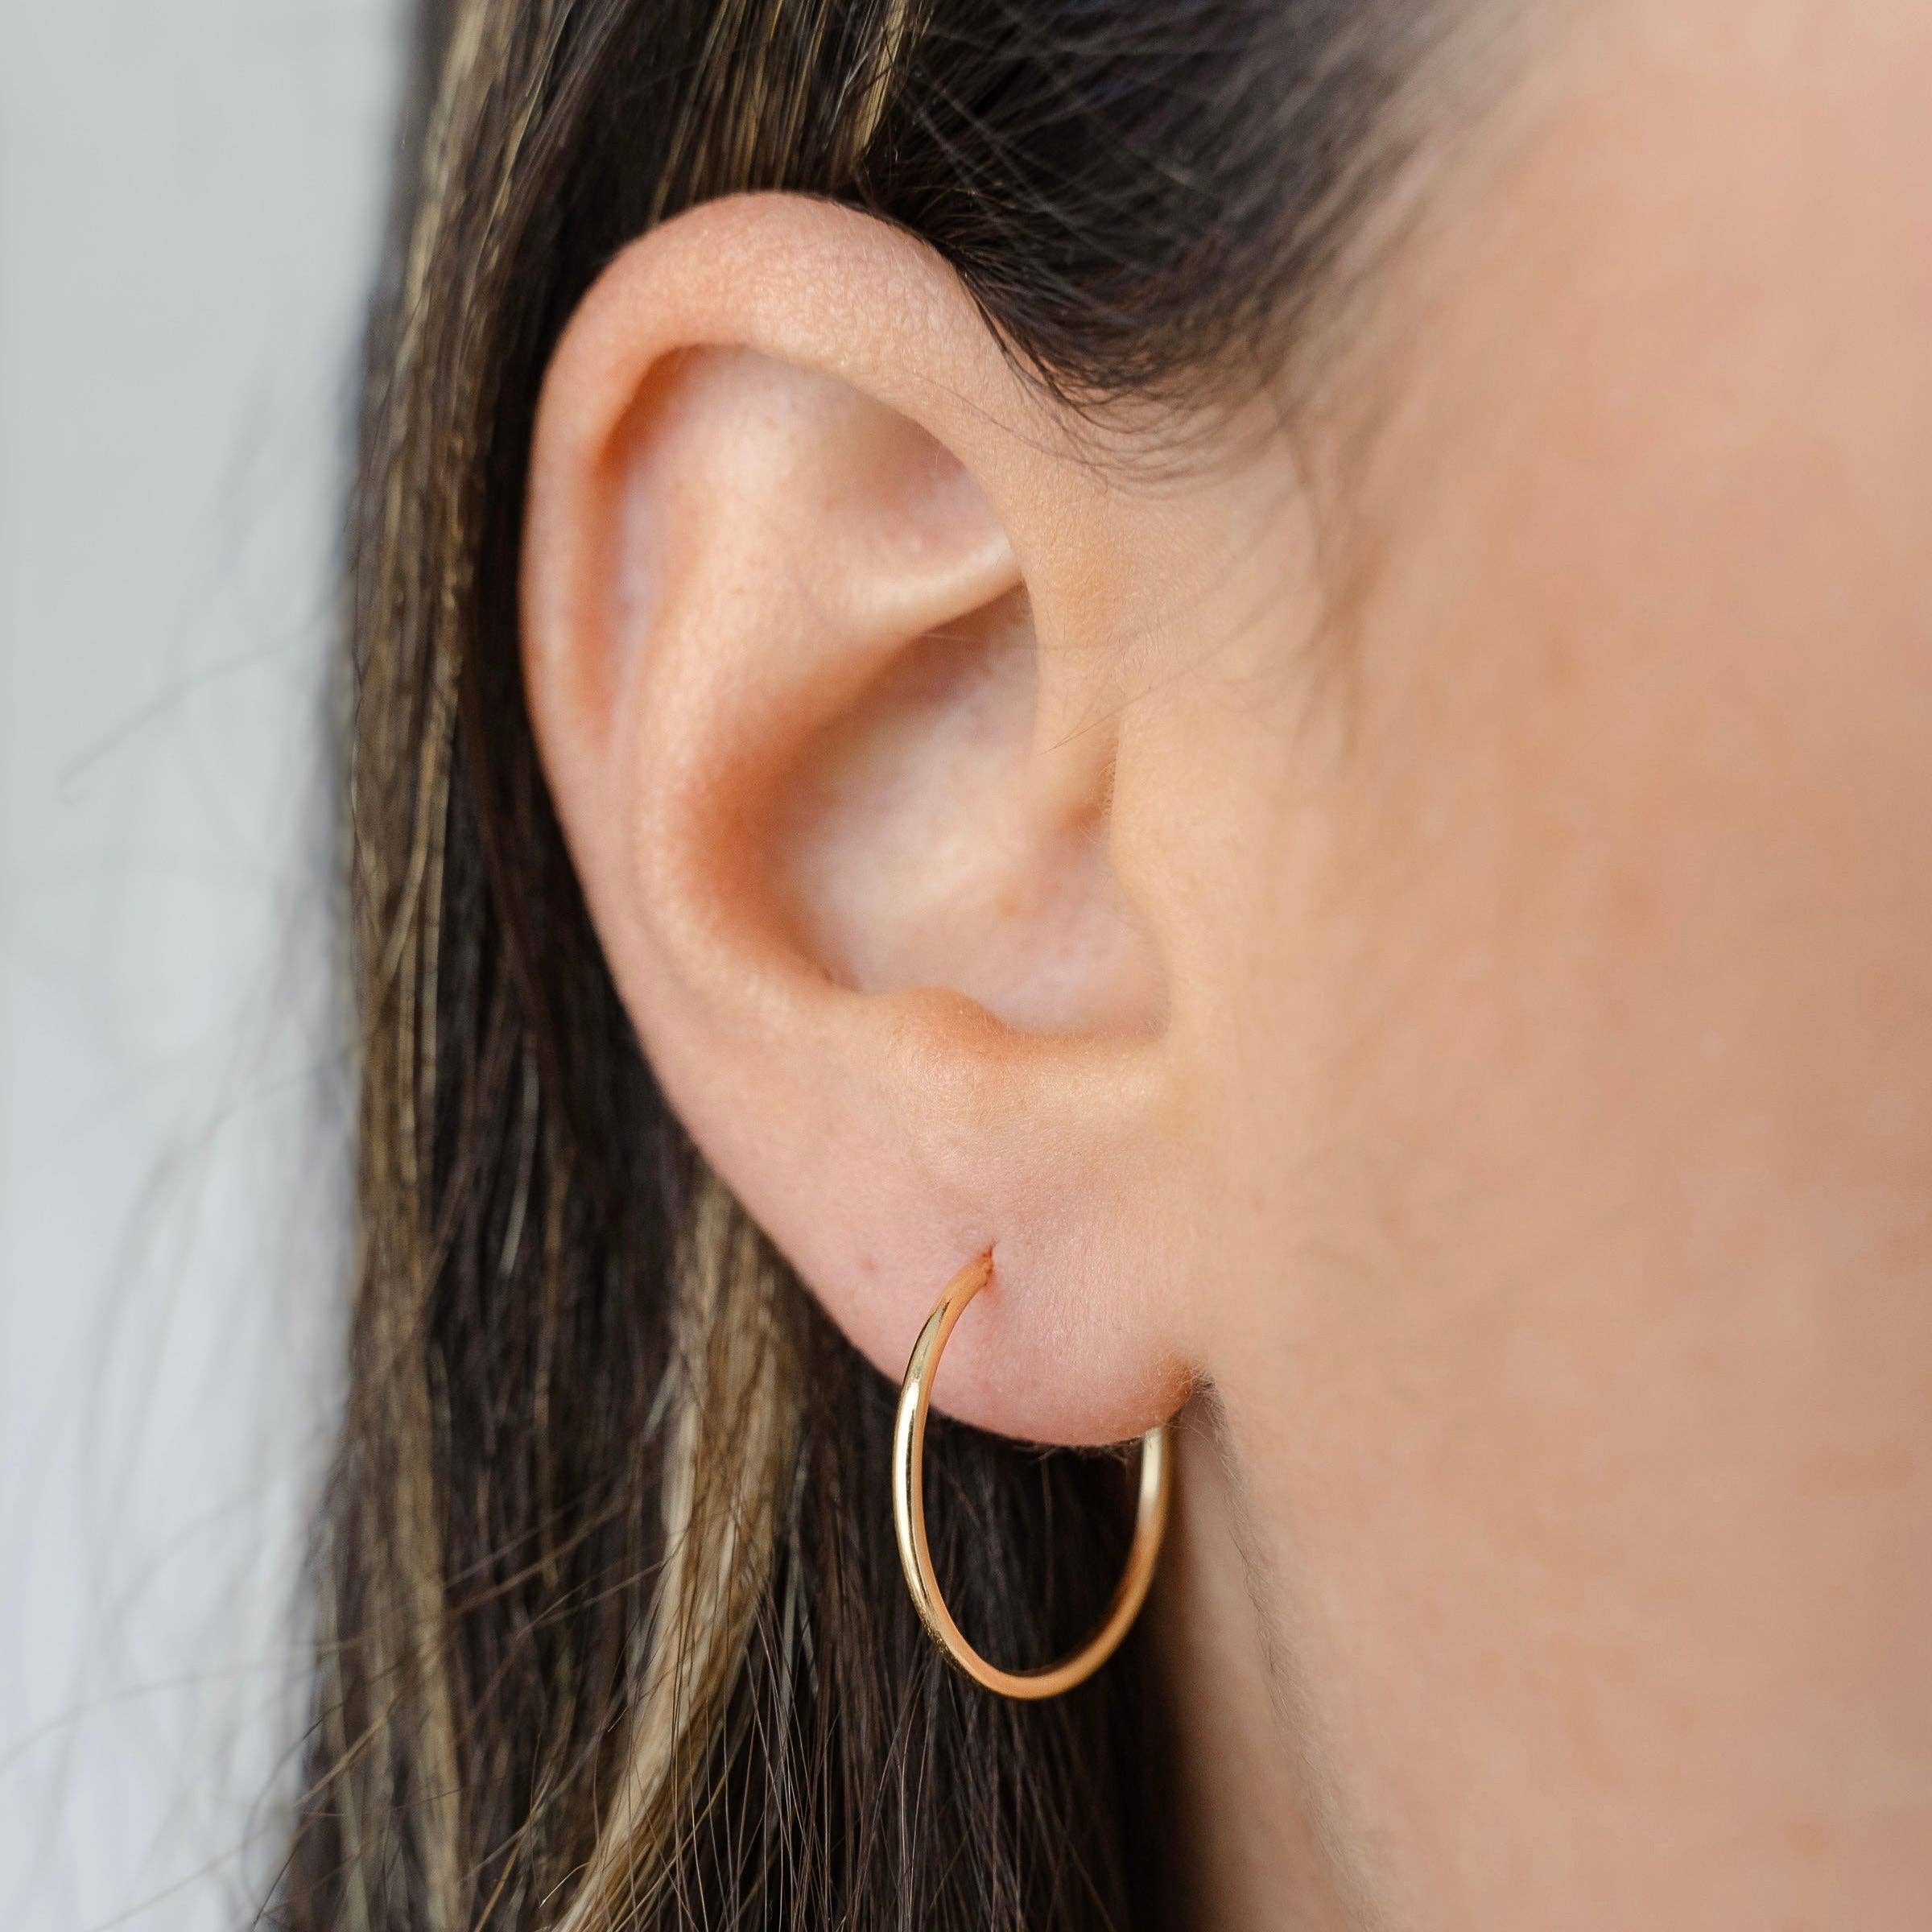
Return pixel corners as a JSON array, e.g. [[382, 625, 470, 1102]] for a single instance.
[[891, 1253, 1172, 1699]]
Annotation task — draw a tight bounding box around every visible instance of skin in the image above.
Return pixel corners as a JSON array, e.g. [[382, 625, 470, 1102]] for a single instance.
[[520, 2, 1932, 1925]]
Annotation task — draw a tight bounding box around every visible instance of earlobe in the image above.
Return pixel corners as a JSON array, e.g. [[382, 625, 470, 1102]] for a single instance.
[[521, 194, 1190, 1447]]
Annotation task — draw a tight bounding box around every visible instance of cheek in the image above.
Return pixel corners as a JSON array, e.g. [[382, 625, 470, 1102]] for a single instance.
[[1180, 31, 1932, 1896], [1185, 477, 1932, 1918], [1302, 19, 1932, 1513]]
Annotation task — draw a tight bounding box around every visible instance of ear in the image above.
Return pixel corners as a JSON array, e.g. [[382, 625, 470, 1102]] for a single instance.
[[522, 194, 1191, 1445]]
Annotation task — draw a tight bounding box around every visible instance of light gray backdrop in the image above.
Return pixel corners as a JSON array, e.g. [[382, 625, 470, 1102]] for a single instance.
[[2, 6, 402, 1925]]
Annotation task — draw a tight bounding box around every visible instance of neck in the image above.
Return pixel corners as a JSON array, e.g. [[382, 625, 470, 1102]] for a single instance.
[[1150, 1397, 1355, 1932]]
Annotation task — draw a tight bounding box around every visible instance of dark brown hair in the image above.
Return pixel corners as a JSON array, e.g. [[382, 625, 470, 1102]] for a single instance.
[[272, 2, 1466, 1926]]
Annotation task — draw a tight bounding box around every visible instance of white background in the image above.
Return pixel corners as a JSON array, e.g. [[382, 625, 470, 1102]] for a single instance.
[[2, 5, 403, 1926]]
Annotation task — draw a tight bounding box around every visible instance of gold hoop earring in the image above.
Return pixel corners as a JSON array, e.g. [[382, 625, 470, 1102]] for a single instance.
[[891, 1253, 1172, 1699]]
